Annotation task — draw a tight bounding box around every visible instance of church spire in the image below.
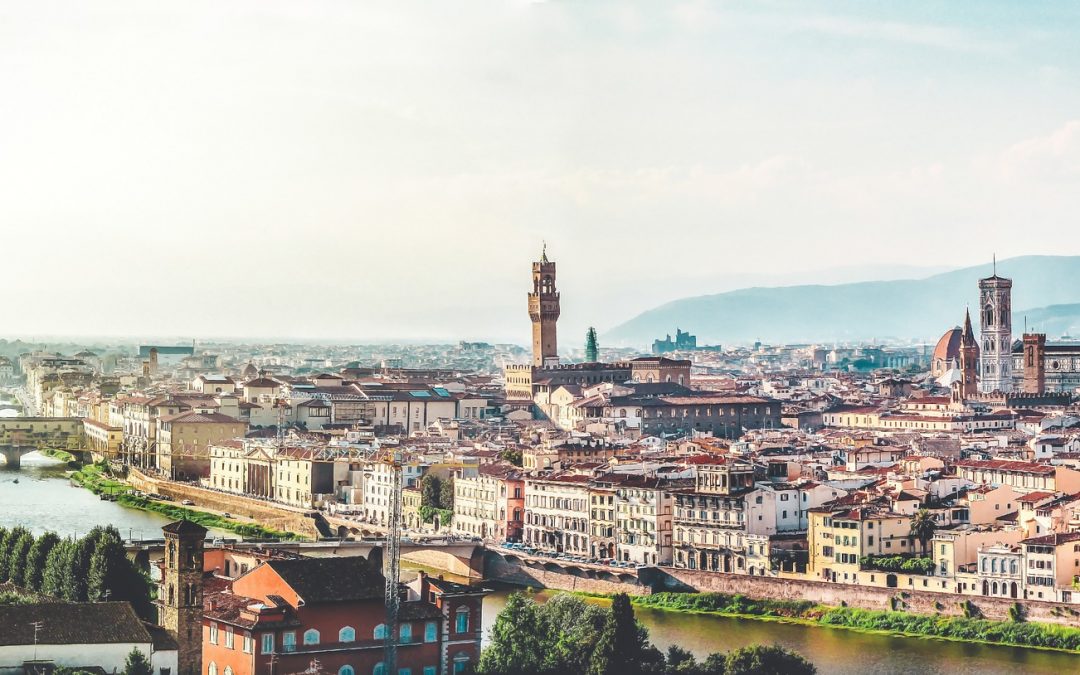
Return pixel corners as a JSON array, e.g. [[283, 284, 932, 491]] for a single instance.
[[962, 307, 976, 345]]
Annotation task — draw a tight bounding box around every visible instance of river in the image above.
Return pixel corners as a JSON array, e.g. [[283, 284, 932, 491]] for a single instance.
[[0, 451, 230, 539], [3, 454, 1080, 673]]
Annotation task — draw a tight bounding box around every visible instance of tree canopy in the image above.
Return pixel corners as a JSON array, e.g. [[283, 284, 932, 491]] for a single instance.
[[476, 593, 814, 675], [1, 525, 153, 620]]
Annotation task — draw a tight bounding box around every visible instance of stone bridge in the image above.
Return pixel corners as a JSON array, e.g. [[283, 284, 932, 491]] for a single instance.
[[127, 537, 485, 579], [0, 445, 33, 469], [483, 547, 647, 594]]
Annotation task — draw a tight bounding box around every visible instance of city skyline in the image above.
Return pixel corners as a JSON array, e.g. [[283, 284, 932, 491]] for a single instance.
[[3, 1, 1080, 341]]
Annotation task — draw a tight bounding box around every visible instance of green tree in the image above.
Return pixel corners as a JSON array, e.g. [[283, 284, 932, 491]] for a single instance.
[[699, 653, 727, 675], [585, 327, 599, 363], [500, 449, 523, 467], [24, 532, 59, 591], [909, 509, 937, 553], [724, 644, 816, 675], [421, 474, 443, 509], [589, 593, 663, 675], [122, 648, 153, 675], [41, 538, 73, 598], [665, 645, 699, 675], [7, 530, 35, 588], [0, 526, 30, 583], [86, 528, 153, 619], [87, 529, 128, 601], [477, 592, 548, 675], [0, 528, 8, 573], [62, 537, 90, 601], [439, 476, 455, 510], [541, 593, 608, 674]]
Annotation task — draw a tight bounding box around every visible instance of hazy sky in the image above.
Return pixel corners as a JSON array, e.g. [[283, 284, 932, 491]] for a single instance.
[[3, 1, 1080, 344]]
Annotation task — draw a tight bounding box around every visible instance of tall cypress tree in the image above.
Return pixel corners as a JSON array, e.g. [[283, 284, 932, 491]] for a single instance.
[[60, 536, 87, 601], [0, 526, 29, 583], [41, 538, 73, 598], [8, 530, 35, 588], [87, 529, 128, 601], [588, 593, 662, 675], [24, 532, 60, 592]]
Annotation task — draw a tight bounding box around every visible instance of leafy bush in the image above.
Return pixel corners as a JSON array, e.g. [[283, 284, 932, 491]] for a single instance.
[[859, 555, 934, 575]]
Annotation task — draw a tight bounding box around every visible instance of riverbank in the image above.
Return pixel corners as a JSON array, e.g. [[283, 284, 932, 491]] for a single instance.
[[69, 463, 302, 540], [39, 448, 77, 464], [622, 591, 1080, 654]]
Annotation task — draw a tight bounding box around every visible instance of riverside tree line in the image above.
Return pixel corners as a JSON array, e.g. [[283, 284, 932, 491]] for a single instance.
[[477, 592, 815, 675], [0, 524, 153, 618]]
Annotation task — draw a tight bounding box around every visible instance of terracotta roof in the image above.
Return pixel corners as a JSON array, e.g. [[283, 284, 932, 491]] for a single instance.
[[1022, 532, 1080, 546], [957, 459, 1055, 476], [0, 602, 152, 646], [159, 410, 244, 424], [244, 378, 282, 388], [265, 556, 384, 603]]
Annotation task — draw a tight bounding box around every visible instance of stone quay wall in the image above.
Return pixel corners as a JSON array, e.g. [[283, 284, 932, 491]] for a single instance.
[[482, 557, 1080, 627], [484, 552, 648, 596], [126, 469, 321, 538], [659, 568, 1080, 628]]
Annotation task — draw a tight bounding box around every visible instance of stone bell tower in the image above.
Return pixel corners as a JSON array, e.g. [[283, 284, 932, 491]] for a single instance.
[[528, 243, 561, 367], [160, 519, 207, 675], [979, 261, 1013, 393]]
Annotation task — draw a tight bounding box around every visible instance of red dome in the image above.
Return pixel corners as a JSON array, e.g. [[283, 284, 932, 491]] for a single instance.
[[933, 327, 962, 364]]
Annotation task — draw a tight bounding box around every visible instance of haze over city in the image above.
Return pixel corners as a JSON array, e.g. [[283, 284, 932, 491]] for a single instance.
[[3, 1, 1080, 342]]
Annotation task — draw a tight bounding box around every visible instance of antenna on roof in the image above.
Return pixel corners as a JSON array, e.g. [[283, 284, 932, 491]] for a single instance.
[[993, 253, 996, 276]]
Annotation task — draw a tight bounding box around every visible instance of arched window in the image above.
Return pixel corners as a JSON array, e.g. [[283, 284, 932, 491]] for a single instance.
[[208, 663, 217, 675], [373, 664, 386, 675], [991, 559, 998, 573], [339, 667, 354, 675], [455, 606, 470, 633], [339, 626, 356, 643], [452, 652, 470, 674], [1011, 560, 1018, 574], [981, 558, 988, 572], [374, 624, 388, 640], [425, 621, 438, 643], [303, 629, 320, 645], [224, 667, 233, 675]]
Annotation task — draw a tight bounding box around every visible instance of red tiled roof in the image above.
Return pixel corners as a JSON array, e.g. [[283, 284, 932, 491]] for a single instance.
[[957, 459, 1055, 476]]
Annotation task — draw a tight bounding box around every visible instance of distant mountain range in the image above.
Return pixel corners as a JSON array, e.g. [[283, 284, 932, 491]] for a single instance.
[[604, 256, 1080, 346]]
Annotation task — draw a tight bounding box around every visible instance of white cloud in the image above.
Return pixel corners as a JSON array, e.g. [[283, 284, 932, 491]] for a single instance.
[[996, 120, 1080, 181]]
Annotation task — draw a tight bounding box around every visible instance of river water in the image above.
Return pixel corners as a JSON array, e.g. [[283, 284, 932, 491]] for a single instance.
[[2, 453, 1080, 673], [0, 452, 229, 539]]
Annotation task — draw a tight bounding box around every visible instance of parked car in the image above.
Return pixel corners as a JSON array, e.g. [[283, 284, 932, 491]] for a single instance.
[[181, 499, 194, 506]]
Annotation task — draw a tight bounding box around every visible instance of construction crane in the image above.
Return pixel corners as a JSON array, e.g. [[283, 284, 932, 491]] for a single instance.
[[380, 449, 404, 673], [276, 390, 405, 672]]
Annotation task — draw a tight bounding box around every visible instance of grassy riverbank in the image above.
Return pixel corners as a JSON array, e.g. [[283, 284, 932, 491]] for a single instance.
[[70, 463, 302, 541], [625, 592, 1080, 653], [39, 448, 77, 463]]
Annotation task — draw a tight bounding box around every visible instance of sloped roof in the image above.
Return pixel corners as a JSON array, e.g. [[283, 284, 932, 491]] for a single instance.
[[0, 602, 151, 646], [265, 556, 383, 603], [163, 519, 209, 536]]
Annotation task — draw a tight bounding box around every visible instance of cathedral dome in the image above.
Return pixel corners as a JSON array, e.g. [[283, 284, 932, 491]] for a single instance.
[[933, 327, 962, 364]]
